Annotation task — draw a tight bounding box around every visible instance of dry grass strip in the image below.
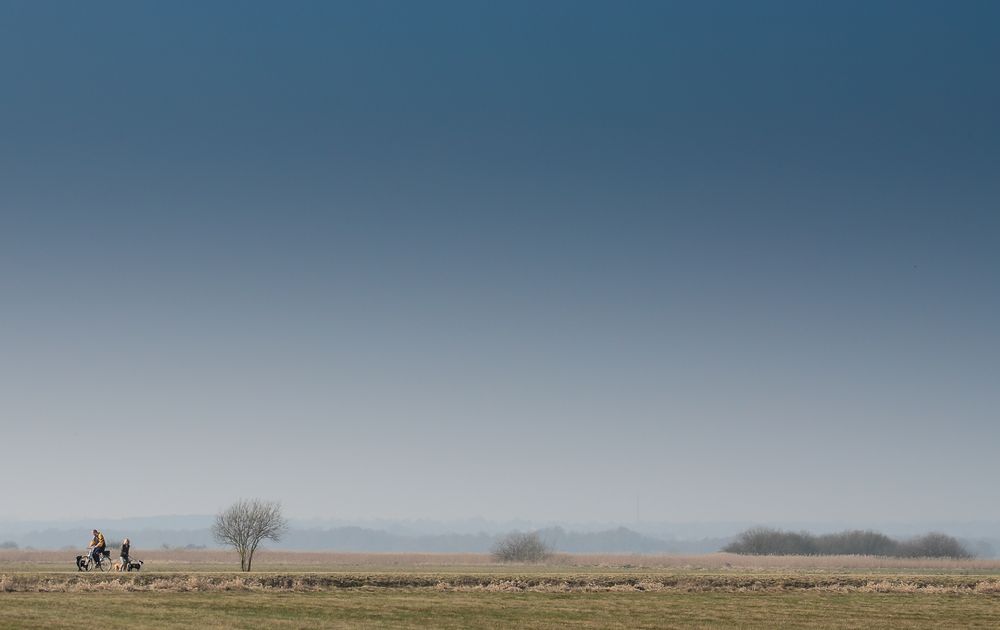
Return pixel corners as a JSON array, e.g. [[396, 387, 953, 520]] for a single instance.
[[4, 572, 1000, 594]]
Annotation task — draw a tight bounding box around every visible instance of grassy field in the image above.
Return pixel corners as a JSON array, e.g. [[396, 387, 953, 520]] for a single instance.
[[4, 549, 999, 574], [4, 589, 1000, 629], [3, 552, 999, 628]]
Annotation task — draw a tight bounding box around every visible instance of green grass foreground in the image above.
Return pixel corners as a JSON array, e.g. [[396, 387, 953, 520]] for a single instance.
[[3, 589, 1000, 629]]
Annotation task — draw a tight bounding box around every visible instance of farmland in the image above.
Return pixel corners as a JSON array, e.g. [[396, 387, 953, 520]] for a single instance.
[[2, 551, 1000, 628], [5, 548, 1000, 574]]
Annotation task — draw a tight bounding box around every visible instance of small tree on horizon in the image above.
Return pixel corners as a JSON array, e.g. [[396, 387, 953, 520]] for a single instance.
[[212, 499, 288, 571]]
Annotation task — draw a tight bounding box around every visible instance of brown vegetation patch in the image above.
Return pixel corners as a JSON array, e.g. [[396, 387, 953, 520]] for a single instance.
[[3, 572, 1000, 595]]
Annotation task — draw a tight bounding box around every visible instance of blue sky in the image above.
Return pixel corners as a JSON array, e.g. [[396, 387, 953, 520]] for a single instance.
[[1, 1, 998, 523]]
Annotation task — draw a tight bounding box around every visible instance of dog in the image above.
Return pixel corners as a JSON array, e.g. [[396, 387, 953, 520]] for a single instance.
[[75, 551, 113, 571], [113, 558, 143, 571]]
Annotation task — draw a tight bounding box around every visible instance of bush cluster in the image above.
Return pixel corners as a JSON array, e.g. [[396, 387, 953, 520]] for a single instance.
[[491, 532, 553, 563], [723, 528, 970, 558]]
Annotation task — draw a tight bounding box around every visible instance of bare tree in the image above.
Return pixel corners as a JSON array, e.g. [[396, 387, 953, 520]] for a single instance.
[[212, 499, 288, 571]]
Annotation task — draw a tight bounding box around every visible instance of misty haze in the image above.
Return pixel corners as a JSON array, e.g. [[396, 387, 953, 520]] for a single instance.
[[2, 1, 998, 628]]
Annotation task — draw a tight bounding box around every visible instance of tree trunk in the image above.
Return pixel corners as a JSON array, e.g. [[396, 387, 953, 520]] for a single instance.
[[247, 542, 258, 572]]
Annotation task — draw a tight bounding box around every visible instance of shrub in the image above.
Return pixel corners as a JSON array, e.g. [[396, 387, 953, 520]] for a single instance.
[[897, 532, 972, 559], [723, 528, 816, 555], [492, 532, 552, 563], [813, 530, 897, 556]]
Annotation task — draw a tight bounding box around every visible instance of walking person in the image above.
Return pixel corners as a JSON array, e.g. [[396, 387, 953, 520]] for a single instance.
[[119, 538, 131, 571]]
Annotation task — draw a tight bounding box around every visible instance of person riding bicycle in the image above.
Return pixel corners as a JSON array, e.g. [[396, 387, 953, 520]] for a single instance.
[[88, 529, 106, 565]]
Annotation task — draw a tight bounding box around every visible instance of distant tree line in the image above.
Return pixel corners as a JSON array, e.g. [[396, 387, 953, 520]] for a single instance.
[[724, 528, 971, 558]]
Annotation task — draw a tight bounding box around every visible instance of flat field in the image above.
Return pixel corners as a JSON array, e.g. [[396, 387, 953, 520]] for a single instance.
[[3, 551, 999, 629]]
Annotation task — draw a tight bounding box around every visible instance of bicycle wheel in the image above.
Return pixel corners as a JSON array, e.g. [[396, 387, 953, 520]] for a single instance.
[[97, 555, 112, 572], [79, 557, 91, 572]]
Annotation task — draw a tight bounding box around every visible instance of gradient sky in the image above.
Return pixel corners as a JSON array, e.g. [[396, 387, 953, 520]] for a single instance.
[[1, 0, 998, 524]]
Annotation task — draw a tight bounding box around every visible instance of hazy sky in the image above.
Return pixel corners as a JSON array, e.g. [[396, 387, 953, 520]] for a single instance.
[[2, 1, 998, 524]]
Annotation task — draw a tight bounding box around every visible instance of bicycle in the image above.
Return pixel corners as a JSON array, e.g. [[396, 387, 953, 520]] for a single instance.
[[76, 548, 113, 572]]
